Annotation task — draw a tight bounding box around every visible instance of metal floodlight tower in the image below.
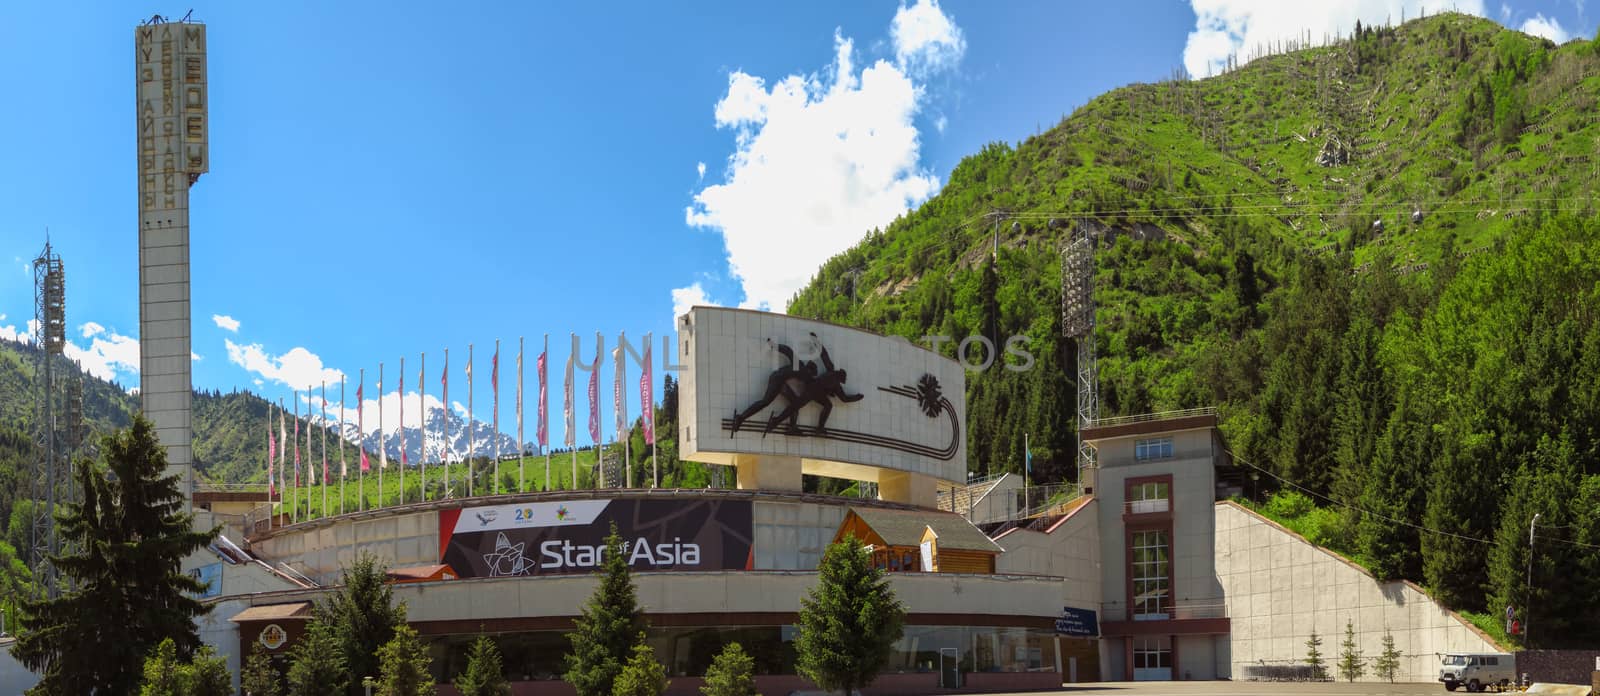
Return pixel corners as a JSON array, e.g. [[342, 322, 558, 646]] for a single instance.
[[29, 242, 67, 595], [1060, 221, 1098, 493]]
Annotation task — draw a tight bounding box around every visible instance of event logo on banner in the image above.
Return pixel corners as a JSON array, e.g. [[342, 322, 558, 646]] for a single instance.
[[438, 499, 754, 578]]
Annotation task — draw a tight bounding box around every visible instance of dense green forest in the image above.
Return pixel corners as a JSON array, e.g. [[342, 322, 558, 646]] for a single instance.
[[789, 13, 1600, 645]]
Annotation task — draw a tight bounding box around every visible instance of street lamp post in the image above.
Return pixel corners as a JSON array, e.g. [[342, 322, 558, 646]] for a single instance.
[[1525, 512, 1540, 647]]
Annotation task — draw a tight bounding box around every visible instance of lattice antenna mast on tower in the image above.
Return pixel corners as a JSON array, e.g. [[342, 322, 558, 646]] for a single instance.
[[1060, 221, 1098, 493], [29, 241, 67, 596]]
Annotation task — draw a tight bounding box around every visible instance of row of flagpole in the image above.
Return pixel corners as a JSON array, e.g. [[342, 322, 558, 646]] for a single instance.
[[262, 332, 661, 528]]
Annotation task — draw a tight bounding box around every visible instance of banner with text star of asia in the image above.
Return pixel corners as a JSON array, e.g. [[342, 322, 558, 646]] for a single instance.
[[438, 498, 754, 578]]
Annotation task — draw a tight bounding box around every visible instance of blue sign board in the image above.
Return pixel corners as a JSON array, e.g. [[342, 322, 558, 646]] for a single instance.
[[1054, 606, 1098, 637], [190, 563, 222, 598]]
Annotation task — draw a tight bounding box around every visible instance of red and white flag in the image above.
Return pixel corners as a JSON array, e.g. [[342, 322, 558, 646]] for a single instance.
[[492, 343, 500, 460], [293, 395, 301, 488], [279, 404, 287, 494], [267, 405, 277, 497], [613, 337, 626, 441], [358, 380, 370, 473], [339, 376, 347, 479], [587, 340, 600, 445], [321, 388, 330, 485], [640, 334, 654, 445], [537, 343, 548, 449], [516, 340, 524, 455], [441, 351, 450, 461], [563, 343, 576, 448], [399, 361, 407, 468], [378, 367, 387, 471]]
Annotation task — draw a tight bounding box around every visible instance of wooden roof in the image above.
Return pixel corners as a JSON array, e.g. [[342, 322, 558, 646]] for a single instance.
[[839, 507, 1002, 554]]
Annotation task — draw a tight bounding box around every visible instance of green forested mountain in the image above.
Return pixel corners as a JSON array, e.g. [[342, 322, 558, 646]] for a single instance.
[[789, 13, 1600, 644]]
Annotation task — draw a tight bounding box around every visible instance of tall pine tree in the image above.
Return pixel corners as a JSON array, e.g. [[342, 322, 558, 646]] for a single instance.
[[320, 552, 406, 696], [564, 523, 647, 696], [13, 416, 217, 696], [795, 534, 906, 695]]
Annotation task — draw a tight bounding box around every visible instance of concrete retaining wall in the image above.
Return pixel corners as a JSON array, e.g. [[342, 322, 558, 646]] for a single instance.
[[1215, 501, 1502, 682]]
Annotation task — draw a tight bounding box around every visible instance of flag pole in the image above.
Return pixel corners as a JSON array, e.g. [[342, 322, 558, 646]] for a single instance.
[[493, 338, 501, 494], [359, 368, 366, 512], [304, 390, 311, 514], [266, 402, 274, 530], [321, 381, 328, 518], [542, 333, 550, 492], [340, 376, 346, 516], [379, 362, 386, 510], [419, 352, 426, 502], [518, 336, 525, 493], [280, 399, 288, 520], [468, 342, 475, 498], [649, 332, 657, 489], [398, 356, 405, 506], [292, 391, 299, 525], [442, 348, 450, 499]]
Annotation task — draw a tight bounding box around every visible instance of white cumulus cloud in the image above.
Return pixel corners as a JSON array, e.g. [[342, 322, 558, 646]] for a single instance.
[[0, 319, 31, 344], [672, 283, 715, 323], [1520, 13, 1571, 42], [688, 8, 959, 311], [1, 314, 140, 383], [1183, 0, 1487, 79], [696, 162, 707, 181], [212, 314, 240, 332], [891, 0, 967, 77], [226, 339, 346, 393], [65, 326, 141, 383]]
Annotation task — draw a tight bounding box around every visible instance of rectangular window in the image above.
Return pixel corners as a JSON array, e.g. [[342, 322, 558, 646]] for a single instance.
[[1129, 481, 1170, 514], [1135, 438, 1174, 461], [1131, 530, 1170, 620], [1133, 637, 1172, 669]]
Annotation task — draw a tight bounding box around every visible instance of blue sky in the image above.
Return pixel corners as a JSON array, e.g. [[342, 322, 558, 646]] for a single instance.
[[0, 0, 1589, 447]]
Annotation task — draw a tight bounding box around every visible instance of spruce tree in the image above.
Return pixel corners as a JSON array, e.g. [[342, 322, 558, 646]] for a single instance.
[[140, 638, 184, 696], [13, 416, 219, 695], [376, 624, 435, 696], [1374, 631, 1401, 683], [613, 642, 669, 696], [321, 552, 407, 695], [242, 651, 284, 696], [1304, 631, 1325, 680], [701, 642, 759, 696], [287, 619, 350, 696], [795, 534, 906, 695], [454, 635, 510, 696], [1337, 619, 1364, 682], [564, 523, 647, 696], [1357, 390, 1428, 581]]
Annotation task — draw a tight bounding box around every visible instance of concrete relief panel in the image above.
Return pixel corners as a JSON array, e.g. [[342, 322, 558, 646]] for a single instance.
[[678, 307, 966, 484]]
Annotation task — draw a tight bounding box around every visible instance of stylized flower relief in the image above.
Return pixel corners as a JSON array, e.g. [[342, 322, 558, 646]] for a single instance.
[[916, 374, 943, 417]]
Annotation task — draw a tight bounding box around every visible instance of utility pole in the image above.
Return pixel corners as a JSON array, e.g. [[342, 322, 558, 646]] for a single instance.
[[1525, 512, 1540, 647]]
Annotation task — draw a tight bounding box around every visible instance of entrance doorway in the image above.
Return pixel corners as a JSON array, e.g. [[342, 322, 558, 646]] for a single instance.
[[1132, 637, 1172, 681]]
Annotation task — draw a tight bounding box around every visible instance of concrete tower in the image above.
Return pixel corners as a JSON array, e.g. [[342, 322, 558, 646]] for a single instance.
[[136, 17, 207, 509]]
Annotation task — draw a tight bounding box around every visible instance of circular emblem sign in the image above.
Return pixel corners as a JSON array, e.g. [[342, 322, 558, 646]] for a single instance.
[[259, 623, 287, 650]]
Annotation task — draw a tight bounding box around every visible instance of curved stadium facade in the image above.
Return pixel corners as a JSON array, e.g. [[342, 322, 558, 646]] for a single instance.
[[0, 307, 1506, 694]]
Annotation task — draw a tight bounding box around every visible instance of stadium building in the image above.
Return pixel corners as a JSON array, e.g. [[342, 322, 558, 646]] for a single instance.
[[0, 307, 1506, 695]]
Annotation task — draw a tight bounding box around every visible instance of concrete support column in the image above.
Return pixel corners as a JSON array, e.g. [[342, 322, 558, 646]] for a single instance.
[[734, 454, 802, 492], [878, 470, 937, 508]]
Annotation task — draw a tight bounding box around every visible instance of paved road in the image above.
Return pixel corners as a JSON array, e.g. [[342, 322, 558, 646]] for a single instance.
[[984, 682, 1465, 696]]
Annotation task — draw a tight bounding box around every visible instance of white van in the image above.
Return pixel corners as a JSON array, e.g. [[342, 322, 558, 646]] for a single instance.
[[1438, 652, 1516, 692]]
